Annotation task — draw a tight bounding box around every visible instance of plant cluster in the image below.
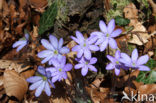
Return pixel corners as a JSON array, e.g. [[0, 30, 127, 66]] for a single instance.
[[12, 19, 150, 97]]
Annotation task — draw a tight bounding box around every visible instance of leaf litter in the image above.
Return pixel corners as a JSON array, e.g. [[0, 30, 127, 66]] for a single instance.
[[0, 0, 156, 103]]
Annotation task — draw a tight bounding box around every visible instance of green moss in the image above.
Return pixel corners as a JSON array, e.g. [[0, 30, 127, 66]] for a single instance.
[[105, 0, 130, 22], [56, 0, 69, 24]]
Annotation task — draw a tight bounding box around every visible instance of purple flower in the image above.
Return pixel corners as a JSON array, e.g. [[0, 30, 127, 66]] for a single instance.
[[119, 49, 150, 71], [27, 66, 55, 97], [46, 56, 73, 83], [90, 19, 122, 51], [12, 33, 29, 52], [37, 35, 70, 65], [74, 57, 97, 76], [71, 31, 99, 60], [106, 50, 122, 75]]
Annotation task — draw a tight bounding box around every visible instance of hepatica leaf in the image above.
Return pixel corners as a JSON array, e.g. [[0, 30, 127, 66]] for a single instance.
[[115, 16, 130, 26], [136, 59, 156, 84], [38, 2, 57, 35]]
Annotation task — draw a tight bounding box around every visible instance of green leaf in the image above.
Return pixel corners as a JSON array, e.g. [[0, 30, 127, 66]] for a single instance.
[[136, 59, 156, 84], [145, 58, 156, 69], [115, 16, 130, 26], [38, 2, 57, 35]]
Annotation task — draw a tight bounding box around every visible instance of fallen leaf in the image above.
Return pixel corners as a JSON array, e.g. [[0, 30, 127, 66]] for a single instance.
[[3, 70, 28, 101], [29, 0, 48, 9], [138, 84, 156, 95], [124, 3, 151, 45], [86, 87, 110, 103], [0, 76, 3, 86], [0, 60, 32, 73], [90, 78, 104, 88]]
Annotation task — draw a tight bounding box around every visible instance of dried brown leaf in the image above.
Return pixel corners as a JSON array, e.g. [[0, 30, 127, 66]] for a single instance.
[[138, 84, 156, 95], [0, 60, 32, 73], [86, 87, 110, 103], [124, 3, 151, 45], [3, 70, 28, 101]]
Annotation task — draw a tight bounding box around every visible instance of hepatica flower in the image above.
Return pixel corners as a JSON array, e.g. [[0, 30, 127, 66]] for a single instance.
[[75, 57, 97, 76], [119, 49, 150, 71], [106, 50, 122, 75], [27, 66, 55, 97], [91, 19, 122, 51], [46, 56, 72, 83], [71, 31, 99, 60], [37, 35, 70, 65], [12, 33, 29, 52]]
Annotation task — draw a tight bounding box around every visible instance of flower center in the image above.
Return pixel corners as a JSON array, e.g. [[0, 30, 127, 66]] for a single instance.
[[54, 50, 58, 54], [59, 68, 62, 72], [41, 76, 47, 81], [132, 63, 135, 66], [83, 43, 87, 47], [116, 61, 119, 64], [85, 62, 89, 65], [106, 33, 109, 37]]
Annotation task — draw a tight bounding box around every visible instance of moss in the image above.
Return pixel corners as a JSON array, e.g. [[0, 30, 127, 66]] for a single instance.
[[105, 0, 130, 22], [56, 0, 69, 25]]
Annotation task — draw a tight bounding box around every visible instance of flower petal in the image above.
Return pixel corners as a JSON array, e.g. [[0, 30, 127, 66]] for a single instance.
[[107, 19, 115, 34], [89, 57, 97, 64], [46, 67, 57, 74], [110, 29, 122, 37], [106, 63, 114, 70], [29, 80, 43, 90], [76, 31, 84, 42], [115, 68, 120, 76], [120, 53, 131, 65], [41, 55, 53, 64], [50, 59, 60, 68], [88, 35, 98, 44], [100, 38, 108, 51], [84, 49, 91, 60], [59, 47, 70, 54], [35, 81, 46, 97], [109, 38, 117, 49], [16, 43, 26, 52], [44, 81, 51, 96], [131, 49, 138, 63], [48, 79, 55, 88], [75, 63, 84, 69], [137, 55, 149, 65], [60, 56, 66, 68], [58, 38, 63, 49], [88, 65, 97, 72], [81, 66, 88, 76], [95, 38, 105, 45], [49, 35, 58, 49], [107, 55, 115, 63], [41, 39, 54, 51], [25, 33, 29, 40], [71, 36, 79, 44], [64, 64, 73, 71], [52, 75, 59, 83], [72, 45, 81, 52], [89, 45, 99, 51], [99, 20, 107, 33], [37, 50, 53, 58], [62, 72, 67, 79], [27, 76, 42, 83], [37, 66, 46, 75], [138, 65, 150, 71], [12, 40, 26, 48], [90, 31, 103, 37], [77, 49, 83, 58], [115, 50, 121, 59]]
